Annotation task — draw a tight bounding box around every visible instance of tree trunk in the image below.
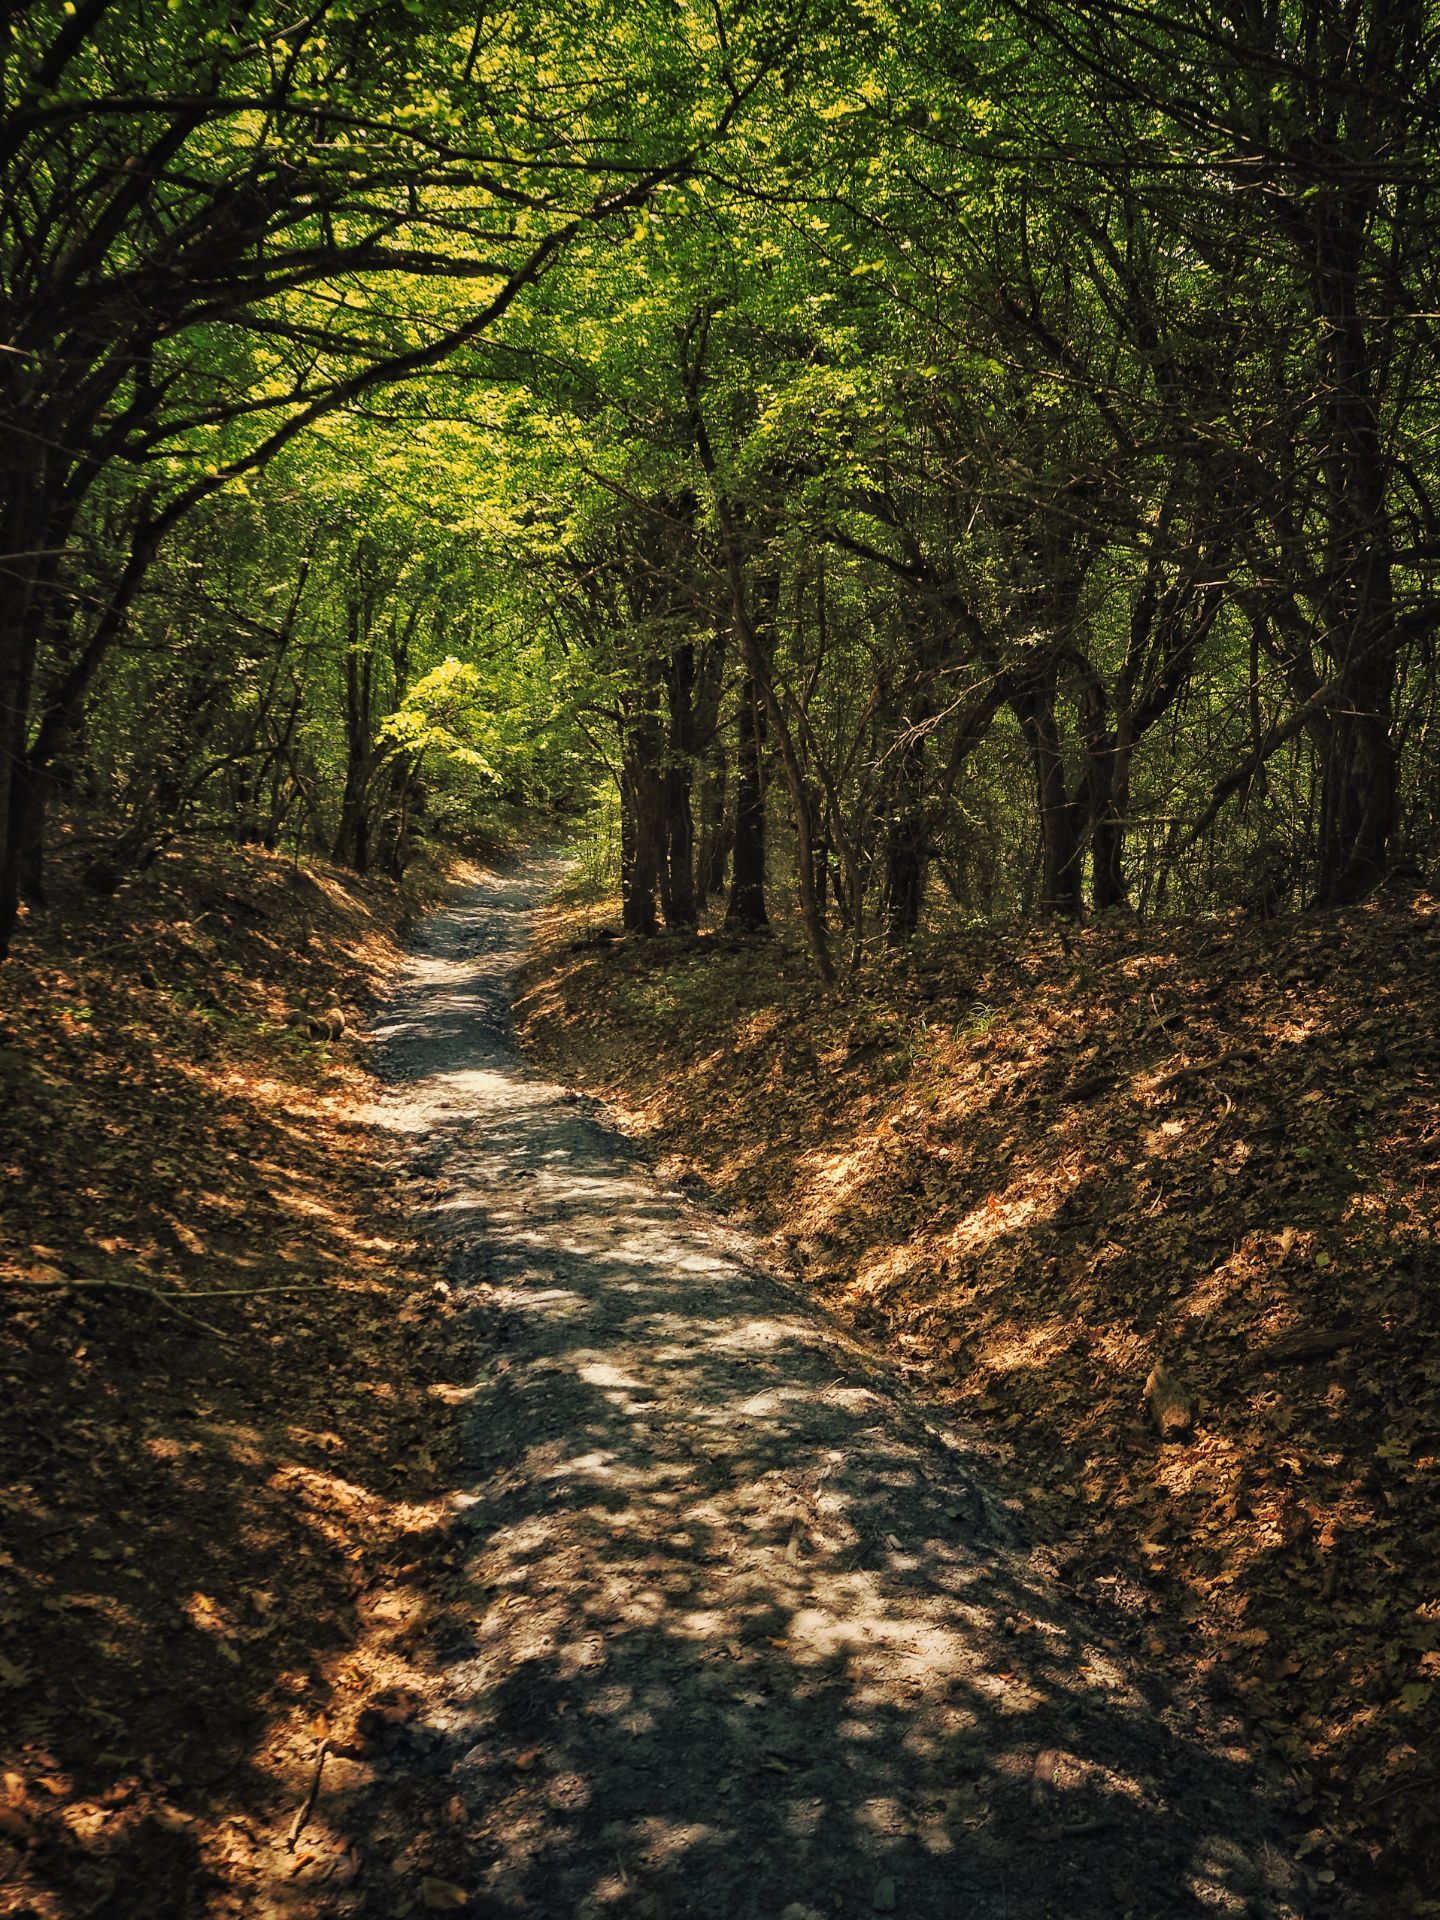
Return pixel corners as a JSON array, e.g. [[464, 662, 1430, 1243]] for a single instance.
[[1315, 678, 1395, 905], [1012, 674, 1084, 919], [619, 679, 664, 936], [720, 569, 830, 972], [697, 753, 731, 899], [882, 722, 929, 944], [692, 633, 730, 897], [0, 453, 47, 954], [332, 629, 376, 873], [725, 670, 769, 931], [14, 755, 51, 907], [680, 310, 831, 978], [1090, 724, 1133, 912], [1310, 262, 1398, 904], [811, 786, 829, 921], [1091, 758, 1130, 911], [660, 641, 698, 929]]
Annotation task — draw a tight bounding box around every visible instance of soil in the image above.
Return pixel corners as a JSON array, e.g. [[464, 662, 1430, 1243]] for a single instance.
[[515, 880, 1440, 1918]]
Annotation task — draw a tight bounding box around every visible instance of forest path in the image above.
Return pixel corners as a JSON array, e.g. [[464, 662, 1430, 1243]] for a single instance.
[[371, 861, 1303, 1920]]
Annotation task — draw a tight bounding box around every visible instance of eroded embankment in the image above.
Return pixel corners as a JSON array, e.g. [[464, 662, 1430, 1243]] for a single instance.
[[516, 885, 1440, 1912], [0, 841, 473, 1916]]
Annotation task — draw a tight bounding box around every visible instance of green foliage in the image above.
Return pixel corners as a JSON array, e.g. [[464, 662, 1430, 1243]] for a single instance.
[[4, 0, 1437, 934]]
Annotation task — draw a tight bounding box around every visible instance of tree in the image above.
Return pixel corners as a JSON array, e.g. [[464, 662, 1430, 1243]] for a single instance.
[[0, 0, 790, 950]]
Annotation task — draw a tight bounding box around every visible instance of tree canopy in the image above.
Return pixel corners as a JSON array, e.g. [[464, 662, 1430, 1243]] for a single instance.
[[5, 0, 1439, 961]]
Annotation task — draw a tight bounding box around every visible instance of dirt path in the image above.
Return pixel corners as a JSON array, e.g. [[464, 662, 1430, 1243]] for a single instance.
[[372, 864, 1307, 1920]]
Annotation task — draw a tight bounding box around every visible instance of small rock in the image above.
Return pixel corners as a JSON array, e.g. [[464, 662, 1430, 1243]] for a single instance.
[[1144, 1362, 1197, 1439], [305, 1004, 349, 1040]]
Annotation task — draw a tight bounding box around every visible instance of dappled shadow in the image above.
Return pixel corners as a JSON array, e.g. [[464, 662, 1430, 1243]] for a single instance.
[[284, 867, 1306, 1919], [0, 842, 457, 1918], [516, 892, 1440, 1909]]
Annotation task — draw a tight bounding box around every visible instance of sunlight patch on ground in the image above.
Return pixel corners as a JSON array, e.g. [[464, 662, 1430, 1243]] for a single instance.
[[974, 1317, 1072, 1377]]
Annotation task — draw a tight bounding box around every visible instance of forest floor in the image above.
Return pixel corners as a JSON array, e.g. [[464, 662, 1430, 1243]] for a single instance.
[[0, 834, 484, 1917], [516, 881, 1440, 1916], [4, 849, 1316, 1920], [3, 847, 1434, 1919]]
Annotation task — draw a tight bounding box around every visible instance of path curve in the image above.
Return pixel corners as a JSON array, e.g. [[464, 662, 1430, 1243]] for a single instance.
[[374, 862, 1304, 1920]]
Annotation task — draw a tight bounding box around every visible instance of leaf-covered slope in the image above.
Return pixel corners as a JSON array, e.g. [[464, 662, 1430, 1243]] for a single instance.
[[0, 842, 472, 1916], [517, 892, 1440, 1914]]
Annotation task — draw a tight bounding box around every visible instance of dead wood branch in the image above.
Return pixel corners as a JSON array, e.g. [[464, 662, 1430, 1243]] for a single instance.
[[4, 1273, 344, 1338], [1253, 1324, 1387, 1368], [287, 1738, 330, 1851]]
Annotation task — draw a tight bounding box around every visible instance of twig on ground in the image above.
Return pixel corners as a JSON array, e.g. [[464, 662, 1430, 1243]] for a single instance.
[[1147, 1046, 1259, 1095], [4, 1274, 347, 1339], [287, 1737, 330, 1851], [3, 1275, 231, 1338], [1361, 1771, 1436, 1810], [1253, 1323, 1387, 1368]]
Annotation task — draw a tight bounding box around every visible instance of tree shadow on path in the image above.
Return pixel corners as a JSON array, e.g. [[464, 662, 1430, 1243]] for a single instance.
[[345, 869, 1306, 1920]]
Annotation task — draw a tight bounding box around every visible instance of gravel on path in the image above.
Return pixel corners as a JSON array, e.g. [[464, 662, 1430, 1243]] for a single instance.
[[371, 861, 1307, 1920]]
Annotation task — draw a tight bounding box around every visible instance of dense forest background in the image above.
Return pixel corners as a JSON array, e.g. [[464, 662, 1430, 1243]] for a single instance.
[[4, 0, 1440, 961]]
